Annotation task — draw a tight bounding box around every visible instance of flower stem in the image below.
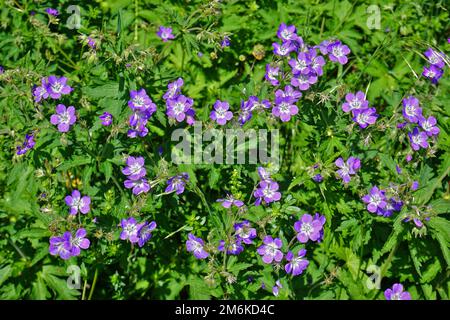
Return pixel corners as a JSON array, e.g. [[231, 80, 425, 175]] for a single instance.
[[88, 268, 99, 300]]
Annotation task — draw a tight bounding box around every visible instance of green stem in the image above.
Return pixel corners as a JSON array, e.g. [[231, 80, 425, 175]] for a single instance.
[[88, 268, 99, 300]]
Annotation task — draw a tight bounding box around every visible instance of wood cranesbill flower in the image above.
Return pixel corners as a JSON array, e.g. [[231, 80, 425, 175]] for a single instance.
[[294, 214, 323, 243], [122, 156, 147, 181], [418, 115, 440, 136], [272, 96, 298, 122], [218, 238, 244, 255], [275, 85, 302, 103], [124, 177, 150, 195], [120, 217, 142, 243], [384, 283, 412, 300], [217, 195, 244, 208], [46, 75, 73, 99], [342, 91, 369, 113], [402, 96, 422, 123], [233, 220, 257, 244], [99, 112, 113, 126], [424, 48, 445, 69], [254, 180, 281, 205], [49, 232, 72, 260], [408, 127, 429, 151], [45, 8, 59, 16], [186, 233, 209, 259], [285, 249, 309, 276], [210, 100, 233, 125], [289, 52, 311, 75], [16, 132, 35, 155], [165, 173, 189, 195], [157, 26, 175, 42], [276, 23, 299, 43], [137, 221, 157, 247], [257, 236, 283, 264], [422, 64, 444, 84], [166, 95, 194, 123], [65, 190, 91, 215], [69, 228, 90, 256], [352, 107, 378, 128], [220, 36, 231, 48], [327, 40, 350, 65], [291, 72, 317, 91], [32, 78, 49, 103], [362, 186, 387, 214], [50, 104, 77, 132], [272, 41, 295, 57], [163, 78, 184, 100], [265, 64, 280, 86], [335, 156, 361, 184]]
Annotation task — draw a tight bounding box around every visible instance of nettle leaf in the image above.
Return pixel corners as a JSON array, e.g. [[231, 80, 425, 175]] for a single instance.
[[428, 217, 450, 267]]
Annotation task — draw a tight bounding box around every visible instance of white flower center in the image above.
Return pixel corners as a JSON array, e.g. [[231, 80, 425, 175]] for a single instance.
[[301, 222, 313, 235]]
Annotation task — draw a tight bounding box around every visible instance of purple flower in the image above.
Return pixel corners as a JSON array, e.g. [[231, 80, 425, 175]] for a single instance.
[[32, 78, 50, 103], [50, 104, 76, 133], [45, 8, 59, 16], [233, 220, 257, 244], [254, 180, 281, 205], [217, 195, 244, 208], [221, 36, 231, 48], [245, 96, 271, 111], [157, 26, 175, 42], [289, 52, 311, 75], [285, 249, 309, 276], [137, 221, 157, 247], [124, 177, 150, 195], [327, 40, 351, 65], [165, 173, 189, 195], [257, 167, 272, 181], [218, 238, 244, 255], [128, 89, 156, 112], [272, 280, 283, 296], [411, 181, 419, 191], [294, 214, 323, 243], [291, 72, 317, 91], [276, 23, 298, 42], [317, 40, 330, 55], [402, 96, 422, 123], [362, 186, 387, 214], [272, 41, 295, 57], [265, 64, 280, 86], [87, 37, 96, 49], [396, 165, 402, 174], [313, 213, 326, 242], [272, 97, 298, 122], [352, 108, 378, 128], [312, 174, 323, 182], [238, 101, 253, 125], [378, 198, 403, 217], [408, 128, 429, 151], [163, 78, 184, 100], [16, 132, 36, 155], [49, 233, 72, 260], [406, 154, 413, 162], [384, 283, 412, 300], [307, 48, 326, 76], [210, 100, 233, 125], [186, 233, 209, 259], [424, 48, 445, 68], [122, 156, 146, 181], [166, 95, 194, 123], [69, 228, 90, 256], [120, 217, 141, 243], [65, 190, 91, 215], [342, 91, 369, 113], [335, 156, 361, 184], [99, 112, 113, 126], [0, 65, 3, 74], [257, 236, 283, 264], [46, 75, 72, 99], [418, 116, 440, 136], [422, 65, 444, 84], [275, 85, 302, 103]]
